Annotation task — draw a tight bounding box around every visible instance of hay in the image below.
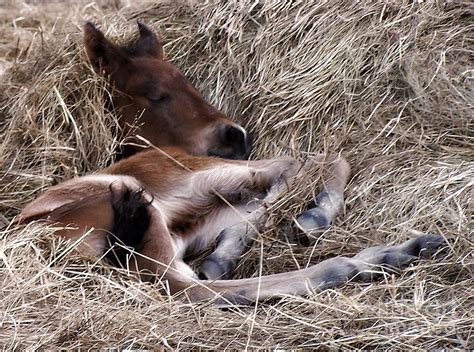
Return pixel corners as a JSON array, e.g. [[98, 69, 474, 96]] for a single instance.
[[1, 0, 472, 349]]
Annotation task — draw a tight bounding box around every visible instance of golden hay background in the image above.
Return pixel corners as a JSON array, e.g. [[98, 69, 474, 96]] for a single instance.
[[0, 0, 472, 349]]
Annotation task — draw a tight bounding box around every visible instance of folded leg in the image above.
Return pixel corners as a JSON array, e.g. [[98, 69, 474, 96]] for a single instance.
[[198, 153, 352, 280], [198, 156, 305, 280], [295, 154, 351, 236]]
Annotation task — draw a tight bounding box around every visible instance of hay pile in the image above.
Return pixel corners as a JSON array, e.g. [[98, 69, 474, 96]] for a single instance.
[[1, 1, 472, 349]]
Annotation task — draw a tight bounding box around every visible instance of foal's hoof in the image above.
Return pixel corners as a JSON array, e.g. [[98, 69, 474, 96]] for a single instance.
[[383, 233, 446, 270], [295, 191, 343, 232], [355, 233, 446, 272], [399, 233, 446, 259], [295, 208, 331, 231], [198, 255, 235, 281]]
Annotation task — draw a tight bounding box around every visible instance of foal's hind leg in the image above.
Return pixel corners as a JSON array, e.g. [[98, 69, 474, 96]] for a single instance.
[[295, 154, 351, 236], [197, 197, 277, 280], [193, 233, 445, 303]]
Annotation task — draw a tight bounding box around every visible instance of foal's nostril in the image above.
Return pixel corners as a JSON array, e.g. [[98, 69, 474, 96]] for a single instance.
[[223, 125, 246, 145], [218, 124, 251, 159]]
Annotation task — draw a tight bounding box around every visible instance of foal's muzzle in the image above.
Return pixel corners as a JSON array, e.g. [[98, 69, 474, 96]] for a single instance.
[[208, 124, 252, 160]]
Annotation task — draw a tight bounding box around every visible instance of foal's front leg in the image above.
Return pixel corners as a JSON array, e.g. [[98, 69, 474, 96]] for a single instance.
[[197, 157, 303, 280], [197, 186, 283, 280], [198, 154, 351, 280], [295, 154, 351, 232]]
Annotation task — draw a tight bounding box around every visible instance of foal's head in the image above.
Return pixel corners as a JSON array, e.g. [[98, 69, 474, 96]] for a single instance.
[[84, 22, 251, 160]]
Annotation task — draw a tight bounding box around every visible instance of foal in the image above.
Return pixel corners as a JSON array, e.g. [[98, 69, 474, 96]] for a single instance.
[[19, 23, 444, 304]]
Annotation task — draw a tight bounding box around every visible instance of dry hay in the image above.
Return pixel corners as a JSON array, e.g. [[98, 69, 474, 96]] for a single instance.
[[0, 0, 473, 349]]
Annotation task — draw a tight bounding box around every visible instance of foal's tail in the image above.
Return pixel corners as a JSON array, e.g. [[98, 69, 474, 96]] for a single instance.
[[18, 174, 149, 258]]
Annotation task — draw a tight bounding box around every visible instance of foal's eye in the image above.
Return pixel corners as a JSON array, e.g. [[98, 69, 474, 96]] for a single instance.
[[147, 93, 171, 104]]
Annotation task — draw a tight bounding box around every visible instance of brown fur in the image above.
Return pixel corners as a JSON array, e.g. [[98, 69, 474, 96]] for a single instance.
[[83, 22, 251, 160]]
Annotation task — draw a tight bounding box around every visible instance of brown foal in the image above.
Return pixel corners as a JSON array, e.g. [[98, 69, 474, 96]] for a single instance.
[[19, 23, 444, 304]]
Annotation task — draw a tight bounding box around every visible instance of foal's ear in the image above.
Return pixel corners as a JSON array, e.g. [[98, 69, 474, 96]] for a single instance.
[[83, 22, 128, 76], [135, 21, 164, 59]]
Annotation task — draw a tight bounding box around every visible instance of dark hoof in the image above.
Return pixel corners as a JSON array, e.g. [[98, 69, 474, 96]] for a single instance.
[[405, 233, 446, 258], [198, 255, 235, 281], [382, 233, 445, 269], [295, 208, 330, 231], [354, 233, 446, 270]]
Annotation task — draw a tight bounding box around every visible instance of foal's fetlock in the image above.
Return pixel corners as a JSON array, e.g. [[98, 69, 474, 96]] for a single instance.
[[294, 191, 342, 232], [315, 191, 344, 215], [198, 254, 236, 281], [380, 251, 418, 271], [311, 257, 371, 289], [295, 208, 331, 232]]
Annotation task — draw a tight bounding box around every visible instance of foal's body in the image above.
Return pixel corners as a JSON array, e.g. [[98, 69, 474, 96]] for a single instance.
[[20, 146, 443, 303], [19, 23, 444, 304]]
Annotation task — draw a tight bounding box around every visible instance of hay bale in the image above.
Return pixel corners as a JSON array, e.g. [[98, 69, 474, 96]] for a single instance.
[[0, 0, 472, 349]]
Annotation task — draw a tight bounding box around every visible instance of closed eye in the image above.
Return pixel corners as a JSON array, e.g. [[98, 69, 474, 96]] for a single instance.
[[147, 93, 171, 104]]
